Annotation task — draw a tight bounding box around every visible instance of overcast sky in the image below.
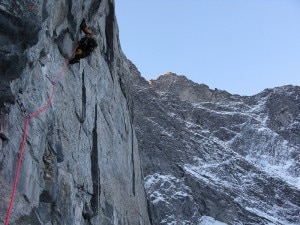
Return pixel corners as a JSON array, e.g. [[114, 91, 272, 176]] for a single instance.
[[115, 0, 300, 96]]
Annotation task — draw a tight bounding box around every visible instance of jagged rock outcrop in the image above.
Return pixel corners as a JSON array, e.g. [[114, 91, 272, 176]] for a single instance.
[[130, 65, 300, 225], [0, 1, 150, 224]]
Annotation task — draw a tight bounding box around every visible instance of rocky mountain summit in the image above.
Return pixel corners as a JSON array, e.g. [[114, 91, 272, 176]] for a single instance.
[[130, 65, 300, 225], [1, 0, 299, 224], [0, 1, 150, 224]]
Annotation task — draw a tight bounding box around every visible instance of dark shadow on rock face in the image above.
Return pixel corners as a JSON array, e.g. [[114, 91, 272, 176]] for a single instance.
[[0, 6, 41, 105]]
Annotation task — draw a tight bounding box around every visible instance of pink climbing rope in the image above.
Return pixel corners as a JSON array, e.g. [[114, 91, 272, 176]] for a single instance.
[[4, 45, 78, 225], [28, 50, 76, 118], [4, 117, 29, 225]]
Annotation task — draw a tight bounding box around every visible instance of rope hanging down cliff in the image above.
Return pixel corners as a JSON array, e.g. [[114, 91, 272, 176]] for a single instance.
[[4, 45, 78, 225], [4, 18, 98, 224]]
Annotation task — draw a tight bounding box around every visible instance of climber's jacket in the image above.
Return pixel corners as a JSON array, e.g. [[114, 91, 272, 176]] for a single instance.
[[77, 34, 97, 56], [69, 19, 98, 64]]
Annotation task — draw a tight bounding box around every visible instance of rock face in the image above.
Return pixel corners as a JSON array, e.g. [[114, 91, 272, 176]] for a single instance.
[[130, 66, 300, 224], [0, 1, 150, 225]]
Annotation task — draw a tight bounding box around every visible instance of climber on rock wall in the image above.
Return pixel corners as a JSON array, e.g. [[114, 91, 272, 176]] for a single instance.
[[69, 19, 98, 64]]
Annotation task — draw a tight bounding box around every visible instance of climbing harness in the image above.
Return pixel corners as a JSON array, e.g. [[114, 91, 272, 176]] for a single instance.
[[4, 45, 78, 225]]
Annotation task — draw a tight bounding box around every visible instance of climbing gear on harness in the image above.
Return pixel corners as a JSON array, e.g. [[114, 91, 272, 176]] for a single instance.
[[76, 48, 83, 55]]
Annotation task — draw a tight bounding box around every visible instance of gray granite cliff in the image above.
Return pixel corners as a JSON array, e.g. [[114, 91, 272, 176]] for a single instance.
[[0, 1, 150, 224]]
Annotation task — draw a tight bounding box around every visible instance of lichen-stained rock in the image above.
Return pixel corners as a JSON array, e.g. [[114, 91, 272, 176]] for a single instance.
[[0, 1, 150, 224], [130, 67, 300, 225]]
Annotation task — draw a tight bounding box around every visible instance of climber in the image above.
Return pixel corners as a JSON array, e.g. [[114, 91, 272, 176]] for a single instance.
[[69, 19, 98, 64]]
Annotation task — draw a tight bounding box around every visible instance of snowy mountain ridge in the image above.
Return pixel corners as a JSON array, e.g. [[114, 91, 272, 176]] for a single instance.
[[130, 66, 300, 225]]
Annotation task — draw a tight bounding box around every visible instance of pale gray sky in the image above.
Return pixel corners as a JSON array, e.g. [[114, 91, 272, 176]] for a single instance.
[[116, 0, 300, 95]]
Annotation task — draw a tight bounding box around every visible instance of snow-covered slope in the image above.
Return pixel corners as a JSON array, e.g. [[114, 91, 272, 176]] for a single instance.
[[130, 66, 300, 225]]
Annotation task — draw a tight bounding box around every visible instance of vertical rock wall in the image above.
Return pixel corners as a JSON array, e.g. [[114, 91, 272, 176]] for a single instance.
[[0, 0, 150, 224]]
